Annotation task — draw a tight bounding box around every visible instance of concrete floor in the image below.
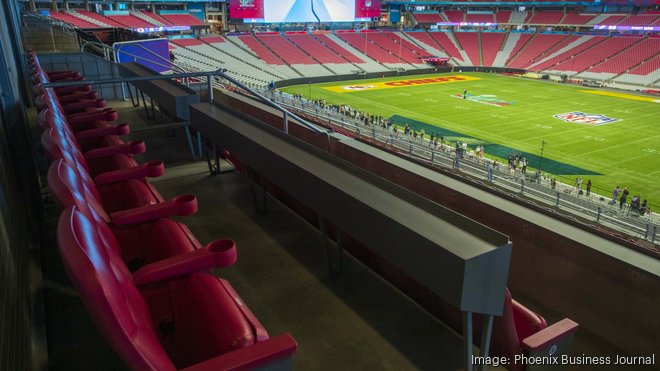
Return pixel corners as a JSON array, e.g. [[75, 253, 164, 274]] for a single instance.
[[36, 100, 638, 371]]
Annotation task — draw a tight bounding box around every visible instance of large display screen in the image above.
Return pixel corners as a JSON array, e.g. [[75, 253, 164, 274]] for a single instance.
[[230, 0, 380, 22], [113, 39, 171, 73]]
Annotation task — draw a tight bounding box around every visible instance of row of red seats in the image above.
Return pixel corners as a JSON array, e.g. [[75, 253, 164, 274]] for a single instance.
[[29, 51, 297, 371]]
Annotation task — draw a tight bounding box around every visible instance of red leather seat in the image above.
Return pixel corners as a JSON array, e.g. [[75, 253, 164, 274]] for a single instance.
[[48, 158, 200, 270], [57, 206, 296, 370]]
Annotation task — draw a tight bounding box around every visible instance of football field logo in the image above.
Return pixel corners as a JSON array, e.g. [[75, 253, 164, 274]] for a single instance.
[[342, 85, 376, 91], [451, 94, 512, 107], [553, 112, 621, 126]]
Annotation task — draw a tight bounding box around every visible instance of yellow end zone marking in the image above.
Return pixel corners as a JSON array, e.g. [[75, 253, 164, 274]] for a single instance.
[[323, 75, 481, 93], [579, 90, 660, 103]]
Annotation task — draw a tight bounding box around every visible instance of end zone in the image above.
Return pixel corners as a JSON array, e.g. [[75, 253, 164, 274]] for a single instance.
[[323, 74, 481, 93]]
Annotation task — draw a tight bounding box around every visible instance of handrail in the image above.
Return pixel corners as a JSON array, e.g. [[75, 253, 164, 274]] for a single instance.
[[42, 69, 227, 88], [80, 40, 189, 74], [219, 74, 329, 135], [41, 67, 330, 137]]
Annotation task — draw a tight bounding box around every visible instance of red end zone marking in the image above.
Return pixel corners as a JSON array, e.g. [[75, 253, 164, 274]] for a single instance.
[[385, 76, 466, 87]]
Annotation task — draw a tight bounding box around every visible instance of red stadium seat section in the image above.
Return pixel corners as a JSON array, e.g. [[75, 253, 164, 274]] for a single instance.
[[29, 50, 297, 370], [57, 206, 297, 370]]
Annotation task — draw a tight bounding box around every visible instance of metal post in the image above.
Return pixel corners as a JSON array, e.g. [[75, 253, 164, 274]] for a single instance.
[[652, 226, 656, 244], [207, 74, 213, 102], [520, 179, 525, 193], [479, 315, 494, 371], [644, 223, 650, 240], [538, 140, 546, 174], [596, 207, 602, 223], [284, 111, 289, 134], [556, 192, 561, 207], [463, 311, 474, 371], [49, 26, 56, 52]]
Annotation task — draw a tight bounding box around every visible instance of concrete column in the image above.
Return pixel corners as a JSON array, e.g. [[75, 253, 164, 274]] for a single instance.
[[84, 0, 90, 11], [29, 0, 36, 12], [63, 1, 69, 11], [51, 0, 58, 12], [221, 1, 228, 32], [151, 4, 156, 13]]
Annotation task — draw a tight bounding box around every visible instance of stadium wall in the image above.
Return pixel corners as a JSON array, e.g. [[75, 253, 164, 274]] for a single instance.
[[211, 89, 659, 358], [275, 66, 527, 88]]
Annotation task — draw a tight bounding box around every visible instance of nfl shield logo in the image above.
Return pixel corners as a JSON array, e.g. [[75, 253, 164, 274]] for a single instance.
[[553, 112, 620, 126]]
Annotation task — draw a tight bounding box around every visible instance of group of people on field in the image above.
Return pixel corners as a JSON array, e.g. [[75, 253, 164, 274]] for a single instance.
[[610, 186, 651, 216]]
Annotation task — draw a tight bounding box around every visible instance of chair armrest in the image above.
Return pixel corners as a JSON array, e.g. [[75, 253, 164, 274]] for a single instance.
[[75, 123, 130, 140], [62, 99, 107, 114], [67, 108, 118, 126], [110, 194, 198, 226], [94, 160, 164, 185], [58, 91, 98, 104], [181, 334, 297, 371], [48, 71, 82, 80], [55, 84, 92, 95], [133, 240, 237, 285], [522, 318, 579, 356], [84, 140, 145, 159]]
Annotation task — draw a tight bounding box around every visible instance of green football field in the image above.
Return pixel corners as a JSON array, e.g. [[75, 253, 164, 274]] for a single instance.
[[281, 72, 660, 208]]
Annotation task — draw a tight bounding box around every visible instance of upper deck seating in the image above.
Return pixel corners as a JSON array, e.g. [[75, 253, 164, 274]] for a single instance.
[[140, 11, 173, 25], [465, 13, 495, 24], [160, 13, 205, 26], [74, 10, 125, 28], [49, 11, 99, 28], [496, 11, 512, 24], [561, 13, 596, 25], [526, 11, 564, 24], [414, 13, 443, 23], [106, 14, 155, 28], [617, 14, 659, 26]]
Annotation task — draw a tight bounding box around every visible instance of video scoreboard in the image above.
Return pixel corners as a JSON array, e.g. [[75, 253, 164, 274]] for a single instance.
[[229, 0, 381, 23]]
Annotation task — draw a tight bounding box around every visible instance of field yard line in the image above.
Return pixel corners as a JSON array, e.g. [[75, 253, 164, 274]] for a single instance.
[[571, 132, 660, 157], [609, 151, 660, 165]]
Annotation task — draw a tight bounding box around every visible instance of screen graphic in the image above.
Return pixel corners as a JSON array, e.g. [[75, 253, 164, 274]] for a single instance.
[[229, 0, 265, 20], [233, 0, 380, 22], [113, 39, 171, 73]]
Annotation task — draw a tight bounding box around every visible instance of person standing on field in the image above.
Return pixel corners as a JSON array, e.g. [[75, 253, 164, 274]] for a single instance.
[[611, 186, 620, 205], [619, 187, 629, 210]]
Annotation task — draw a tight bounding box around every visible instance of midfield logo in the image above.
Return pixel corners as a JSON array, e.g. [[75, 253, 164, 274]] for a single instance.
[[451, 94, 512, 107], [553, 112, 621, 126]]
